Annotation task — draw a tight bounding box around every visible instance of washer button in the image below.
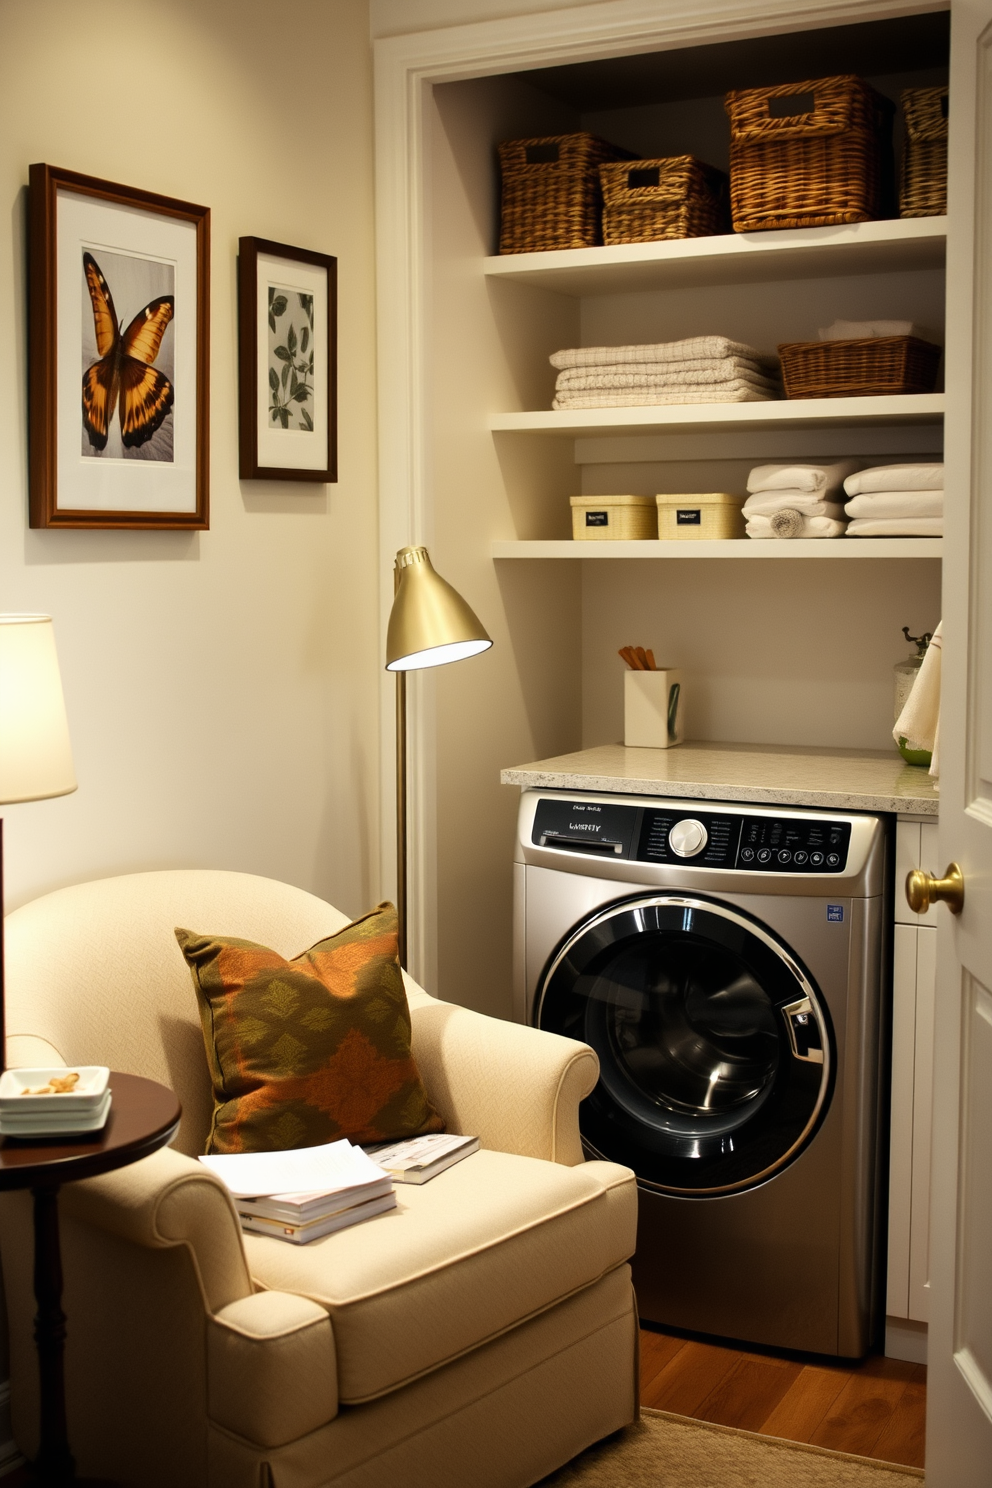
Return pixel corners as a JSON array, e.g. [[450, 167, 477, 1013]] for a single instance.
[[669, 819, 708, 858], [826, 852, 840, 867], [757, 848, 772, 864], [740, 847, 755, 863], [809, 851, 824, 867], [778, 849, 792, 864], [794, 851, 808, 865]]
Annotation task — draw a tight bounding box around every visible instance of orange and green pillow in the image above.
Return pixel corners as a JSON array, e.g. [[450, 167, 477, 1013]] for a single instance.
[[175, 901, 443, 1155]]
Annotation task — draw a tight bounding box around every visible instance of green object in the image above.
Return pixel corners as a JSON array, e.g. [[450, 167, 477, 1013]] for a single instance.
[[898, 736, 933, 768]]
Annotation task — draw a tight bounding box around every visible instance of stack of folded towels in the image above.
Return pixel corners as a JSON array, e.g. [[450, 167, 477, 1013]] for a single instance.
[[843, 463, 944, 536], [743, 460, 862, 539], [550, 337, 781, 409]]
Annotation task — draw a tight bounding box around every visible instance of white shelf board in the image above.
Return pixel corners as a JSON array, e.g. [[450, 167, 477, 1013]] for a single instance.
[[492, 539, 943, 560], [490, 395, 945, 438], [483, 218, 947, 297]]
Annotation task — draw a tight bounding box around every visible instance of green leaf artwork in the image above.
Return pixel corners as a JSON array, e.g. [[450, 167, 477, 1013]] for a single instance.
[[267, 284, 315, 432]]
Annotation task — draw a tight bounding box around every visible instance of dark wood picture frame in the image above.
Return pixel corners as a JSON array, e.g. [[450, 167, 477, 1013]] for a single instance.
[[28, 164, 210, 530], [237, 237, 337, 482]]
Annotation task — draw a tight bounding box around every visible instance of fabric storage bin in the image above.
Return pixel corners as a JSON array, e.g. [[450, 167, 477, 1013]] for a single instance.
[[725, 75, 895, 232], [497, 133, 632, 254], [900, 86, 948, 218], [777, 336, 941, 399], [571, 495, 657, 540], [598, 156, 729, 245], [656, 493, 745, 539]]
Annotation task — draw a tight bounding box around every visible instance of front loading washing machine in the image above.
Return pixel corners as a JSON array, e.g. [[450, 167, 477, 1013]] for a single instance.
[[513, 788, 888, 1358]]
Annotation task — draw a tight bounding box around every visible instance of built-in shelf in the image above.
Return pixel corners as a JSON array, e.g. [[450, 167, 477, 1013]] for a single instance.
[[492, 539, 942, 559], [490, 394, 945, 438], [484, 218, 947, 297]]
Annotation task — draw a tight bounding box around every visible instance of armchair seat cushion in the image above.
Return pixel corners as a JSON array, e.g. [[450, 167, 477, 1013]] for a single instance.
[[243, 1150, 636, 1404]]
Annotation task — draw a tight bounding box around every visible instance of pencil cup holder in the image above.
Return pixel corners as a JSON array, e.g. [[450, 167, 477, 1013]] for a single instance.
[[624, 669, 684, 748]]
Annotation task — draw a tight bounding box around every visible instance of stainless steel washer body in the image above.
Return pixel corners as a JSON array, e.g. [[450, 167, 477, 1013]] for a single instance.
[[513, 788, 888, 1357]]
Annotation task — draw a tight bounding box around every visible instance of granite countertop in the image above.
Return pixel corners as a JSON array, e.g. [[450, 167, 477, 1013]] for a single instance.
[[500, 741, 939, 817]]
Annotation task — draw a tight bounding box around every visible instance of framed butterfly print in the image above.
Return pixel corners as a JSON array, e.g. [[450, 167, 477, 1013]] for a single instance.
[[28, 164, 210, 529], [237, 237, 337, 482]]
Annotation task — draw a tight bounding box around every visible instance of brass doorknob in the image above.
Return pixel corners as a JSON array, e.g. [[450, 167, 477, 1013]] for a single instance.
[[906, 862, 965, 916]]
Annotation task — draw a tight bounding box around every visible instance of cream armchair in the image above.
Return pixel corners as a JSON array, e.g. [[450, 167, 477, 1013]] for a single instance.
[[0, 871, 638, 1488]]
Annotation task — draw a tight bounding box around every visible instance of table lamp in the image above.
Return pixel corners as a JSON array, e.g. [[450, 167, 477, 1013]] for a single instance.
[[385, 547, 491, 966], [0, 615, 77, 1072]]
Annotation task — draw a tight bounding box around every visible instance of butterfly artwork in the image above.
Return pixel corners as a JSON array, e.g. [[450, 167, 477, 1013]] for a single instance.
[[80, 250, 175, 459]]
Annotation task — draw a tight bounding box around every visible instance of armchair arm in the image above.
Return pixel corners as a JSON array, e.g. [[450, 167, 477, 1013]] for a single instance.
[[208, 1291, 337, 1447], [60, 1145, 253, 1313], [409, 995, 598, 1164]]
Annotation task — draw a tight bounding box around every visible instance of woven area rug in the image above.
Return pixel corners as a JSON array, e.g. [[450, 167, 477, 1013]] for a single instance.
[[538, 1408, 925, 1486]]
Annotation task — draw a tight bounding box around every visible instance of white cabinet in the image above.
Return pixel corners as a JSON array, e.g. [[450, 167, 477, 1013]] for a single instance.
[[888, 819, 938, 1349]]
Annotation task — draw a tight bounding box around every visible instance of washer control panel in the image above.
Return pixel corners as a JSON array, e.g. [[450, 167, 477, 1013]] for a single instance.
[[531, 798, 852, 873]]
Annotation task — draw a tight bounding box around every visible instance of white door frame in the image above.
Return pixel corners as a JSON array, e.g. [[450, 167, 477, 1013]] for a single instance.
[[373, 0, 949, 985]]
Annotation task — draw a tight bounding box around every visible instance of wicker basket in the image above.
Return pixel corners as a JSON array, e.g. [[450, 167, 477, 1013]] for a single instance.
[[599, 156, 729, 245], [725, 75, 895, 232], [497, 133, 632, 254], [655, 493, 745, 540], [900, 86, 948, 218], [570, 495, 656, 540], [777, 336, 941, 399]]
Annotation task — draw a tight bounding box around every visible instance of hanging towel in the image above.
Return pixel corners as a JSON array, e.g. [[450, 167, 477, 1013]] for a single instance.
[[746, 460, 862, 496], [844, 490, 944, 520], [846, 517, 943, 536], [844, 464, 944, 495], [746, 513, 848, 539], [550, 337, 777, 371], [818, 318, 927, 340], [744, 490, 848, 519], [894, 622, 942, 781]]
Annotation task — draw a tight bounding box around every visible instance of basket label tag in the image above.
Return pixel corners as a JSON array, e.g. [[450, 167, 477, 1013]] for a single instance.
[[676, 509, 702, 525], [585, 511, 609, 526]]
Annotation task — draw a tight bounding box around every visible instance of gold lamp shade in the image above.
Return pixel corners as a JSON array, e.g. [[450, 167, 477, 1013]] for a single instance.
[[386, 547, 492, 672]]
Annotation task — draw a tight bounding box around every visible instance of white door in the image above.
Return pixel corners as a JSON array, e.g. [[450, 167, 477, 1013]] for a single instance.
[[927, 2, 992, 1481]]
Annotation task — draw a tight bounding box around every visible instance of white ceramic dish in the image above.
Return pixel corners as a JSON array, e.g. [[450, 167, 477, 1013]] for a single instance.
[[0, 1066, 110, 1112], [0, 1089, 112, 1137]]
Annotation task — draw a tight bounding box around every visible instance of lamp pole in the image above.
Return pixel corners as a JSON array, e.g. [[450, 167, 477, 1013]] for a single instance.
[[395, 669, 408, 969]]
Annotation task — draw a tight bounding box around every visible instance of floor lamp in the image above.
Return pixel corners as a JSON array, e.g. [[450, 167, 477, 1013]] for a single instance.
[[385, 546, 492, 968], [0, 615, 77, 1073]]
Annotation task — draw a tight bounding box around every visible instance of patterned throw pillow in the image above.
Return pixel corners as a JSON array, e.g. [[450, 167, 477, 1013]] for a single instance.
[[175, 902, 443, 1155]]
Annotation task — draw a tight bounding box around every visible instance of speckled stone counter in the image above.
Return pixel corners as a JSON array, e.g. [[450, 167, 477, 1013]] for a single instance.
[[500, 741, 938, 817]]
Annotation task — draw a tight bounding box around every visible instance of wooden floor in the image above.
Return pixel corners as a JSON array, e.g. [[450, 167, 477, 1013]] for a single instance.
[[640, 1325, 926, 1469]]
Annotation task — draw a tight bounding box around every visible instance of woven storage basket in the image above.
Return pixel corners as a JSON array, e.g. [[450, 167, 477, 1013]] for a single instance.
[[497, 133, 632, 254], [777, 336, 941, 399], [571, 495, 656, 540], [656, 493, 745, 540], [725, 75, 895, 232], [599, 156, 729, 245], [900, 86, 948, 218]]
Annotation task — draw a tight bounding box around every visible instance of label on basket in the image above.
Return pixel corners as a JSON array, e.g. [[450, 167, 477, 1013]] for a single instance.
[[585, 511, 609, 526], [676, 509, 702, 525]]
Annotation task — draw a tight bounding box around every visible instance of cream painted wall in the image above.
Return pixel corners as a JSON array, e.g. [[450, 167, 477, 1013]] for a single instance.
[[0, 0, 380, 920]]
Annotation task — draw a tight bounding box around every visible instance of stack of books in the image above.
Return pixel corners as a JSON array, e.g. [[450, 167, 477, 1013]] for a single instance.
[[365, 1131, 479, 1184], [200, 1139, 396, 1245]]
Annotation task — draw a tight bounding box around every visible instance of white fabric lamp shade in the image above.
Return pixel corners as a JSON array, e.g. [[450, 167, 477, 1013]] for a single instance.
[[0, 615, 76, 805]]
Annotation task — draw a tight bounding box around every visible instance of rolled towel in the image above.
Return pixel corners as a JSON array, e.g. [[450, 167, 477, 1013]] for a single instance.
[[893, 621, 942, 781], [846, 517, 943, 536], [550, 337, 777, 371], [744, 490, 847, 518], [844, 463, 943, 495], [746, 460, 862, 496], [818, 318, 926, 340], [553, 383, 778, 408], [844, 490, 944, 520], [747, 513, 848, 539]]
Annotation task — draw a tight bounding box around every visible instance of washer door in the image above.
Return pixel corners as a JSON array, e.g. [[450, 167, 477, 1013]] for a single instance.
[[536, 894, 832, 1196]]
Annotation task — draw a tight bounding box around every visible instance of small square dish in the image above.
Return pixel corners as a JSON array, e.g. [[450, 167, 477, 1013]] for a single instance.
[[0, 1089, 112, 1137], [0, 1067, 110, 1112]]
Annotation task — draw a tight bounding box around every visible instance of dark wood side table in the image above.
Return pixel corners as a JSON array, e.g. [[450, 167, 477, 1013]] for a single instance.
[[0, 1072, 181, 1486]]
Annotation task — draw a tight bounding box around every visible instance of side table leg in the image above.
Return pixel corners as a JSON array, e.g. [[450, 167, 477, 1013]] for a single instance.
[[31, 1182, 74, 1484]]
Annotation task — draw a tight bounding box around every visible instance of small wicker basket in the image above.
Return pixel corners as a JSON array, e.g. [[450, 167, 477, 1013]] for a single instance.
[[570, 495, 657, 540], [777, 336, 942, 399], [900, 86, 948, 218], [497, 133, 632, 254], [725, 75, 894, 232], [599, 156, 729, 245], [655, 494, 745, 540]]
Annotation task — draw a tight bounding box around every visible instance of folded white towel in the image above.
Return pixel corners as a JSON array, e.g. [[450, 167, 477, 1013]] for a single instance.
[[550, 337, 776, 371], [555, 362, 778, 392], [844, 491, 944, 520], [554, 384, 778, 408], [746, 460, 862, 496], [744, 491, 847, 518], [846, 517, 943, 536], [894, 621, 942, 781], [818, 319, 926, 341], [843, 463, 944, 495], [746, 513, 848, 539]]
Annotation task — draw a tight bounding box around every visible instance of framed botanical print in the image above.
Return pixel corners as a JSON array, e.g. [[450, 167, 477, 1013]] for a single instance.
[[28, 163, 210, 529], [237, 237, 337, 482]]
